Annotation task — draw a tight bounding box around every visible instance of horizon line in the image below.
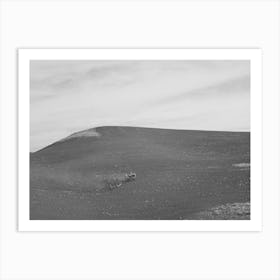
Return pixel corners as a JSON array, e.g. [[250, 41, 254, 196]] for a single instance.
[[31, 125, 250, 153]]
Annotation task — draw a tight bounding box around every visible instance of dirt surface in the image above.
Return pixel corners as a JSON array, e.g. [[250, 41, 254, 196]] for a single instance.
[[189, 202, 250, 220], [30, 126, 250, 220]]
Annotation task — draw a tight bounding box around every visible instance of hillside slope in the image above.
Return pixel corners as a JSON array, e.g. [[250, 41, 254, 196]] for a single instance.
[[30, 126, 250, 220]]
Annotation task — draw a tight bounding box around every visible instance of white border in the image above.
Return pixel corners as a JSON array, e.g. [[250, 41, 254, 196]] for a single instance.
[[18, 49, 262, 232]]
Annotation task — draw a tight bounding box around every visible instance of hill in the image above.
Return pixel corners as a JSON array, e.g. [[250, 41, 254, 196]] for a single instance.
[[30, 126, 250, 220]]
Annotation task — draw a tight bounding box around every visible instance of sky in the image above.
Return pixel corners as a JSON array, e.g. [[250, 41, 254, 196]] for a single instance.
[[30, 60, 250, 152]]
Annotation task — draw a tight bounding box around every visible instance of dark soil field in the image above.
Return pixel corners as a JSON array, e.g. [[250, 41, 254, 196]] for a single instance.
[[30, 126, 250, 220]]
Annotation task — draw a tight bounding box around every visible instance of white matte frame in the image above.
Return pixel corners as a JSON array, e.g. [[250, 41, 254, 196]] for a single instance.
[[1, 1, 279, 280], [18, 48, 262, 232]]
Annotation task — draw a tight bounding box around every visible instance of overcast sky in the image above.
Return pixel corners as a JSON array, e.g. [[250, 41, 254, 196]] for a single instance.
[[30, 60, 250, 152]]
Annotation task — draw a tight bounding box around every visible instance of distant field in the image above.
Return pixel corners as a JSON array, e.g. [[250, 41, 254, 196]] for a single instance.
[[30, 126, 250, 220]]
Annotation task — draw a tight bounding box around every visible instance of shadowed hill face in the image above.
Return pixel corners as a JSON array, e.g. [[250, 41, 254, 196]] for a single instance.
[[30, 126, 250, 220]]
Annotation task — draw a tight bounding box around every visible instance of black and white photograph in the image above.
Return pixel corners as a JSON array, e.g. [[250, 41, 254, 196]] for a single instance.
[[29, 55, 251, 221], [2, 1, 278, 279]]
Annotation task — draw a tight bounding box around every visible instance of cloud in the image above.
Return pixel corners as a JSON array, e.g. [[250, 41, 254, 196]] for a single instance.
[[30, 60, 250, 151]]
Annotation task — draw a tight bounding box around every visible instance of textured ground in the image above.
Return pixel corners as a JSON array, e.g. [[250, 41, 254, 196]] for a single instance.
[[190, 202, 250, 220], [30, 126, 250, 220]]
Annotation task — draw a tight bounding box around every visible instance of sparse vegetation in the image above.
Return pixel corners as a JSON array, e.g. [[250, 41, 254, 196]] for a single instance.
[[102, 172, 136, 191]]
